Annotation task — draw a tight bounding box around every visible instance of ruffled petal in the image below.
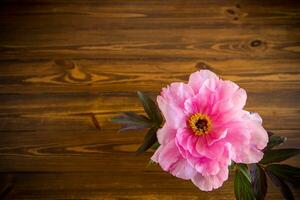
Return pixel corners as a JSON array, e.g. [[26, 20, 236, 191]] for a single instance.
[[157, 96, 186, 129], [184, 92, 212, 116], [159, 82, 194, 109], [191, 167, 229, 191], [232, 145, 264, 164], [151, 146, 161, 163], [157, 123, 177, 145], [176, 128, 202, 158], [157, 82, 194, 129], [232, 87, 247, 109], [195, 138, 225, 159], [176, 128, 191, 147], [170, 159, 197, 180], [216, 80, 247, 109], [206, 129, 228, 146], [248, 120, 268, 150], [227, 112, 267, 164], [188, 70, 218, 93], [155, 139, 182, 171], [248, 112, 263, 124], [195, 158, 220, 176]]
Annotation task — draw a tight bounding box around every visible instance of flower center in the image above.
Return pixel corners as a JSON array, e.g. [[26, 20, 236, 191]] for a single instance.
[[188, 113, 212, 136]]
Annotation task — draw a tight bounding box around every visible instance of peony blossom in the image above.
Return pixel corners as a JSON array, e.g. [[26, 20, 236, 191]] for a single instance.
[[151, 70, 268, 191]]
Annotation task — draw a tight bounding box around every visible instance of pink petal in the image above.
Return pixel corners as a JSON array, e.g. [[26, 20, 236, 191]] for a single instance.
[[157, 123, 177, 145], [206, 129, 228, 146], [176, 128, 203, 158], [156, 139, 182, 171], [188, 70, 218, 93], [195, 138, 225, 159], [157, 96, 186, 129], [151, 145, 162, 163], [248, 120, 268, 150], [176, 128, 191, 149], [160, 82, 194, 109], [213, 107, 245, 125], [184, 92, 211, 116], [157, 82, 194, 129], [232, 87, 247, 109], [191, 167, 229, 191], [195, 158, 220, 176], [217, 80, 247, 108], [170, 158, 197, 180], [234, 147, 264, 164], [229, 112, 268, 163], [247, 112, 263, 124]]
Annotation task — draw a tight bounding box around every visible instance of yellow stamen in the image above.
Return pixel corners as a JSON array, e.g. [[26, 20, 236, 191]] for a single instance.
[[188, 113, 212, 136]]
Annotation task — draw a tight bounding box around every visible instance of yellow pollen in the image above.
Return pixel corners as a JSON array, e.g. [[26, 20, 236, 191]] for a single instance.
[[188, 113, 212, 136]]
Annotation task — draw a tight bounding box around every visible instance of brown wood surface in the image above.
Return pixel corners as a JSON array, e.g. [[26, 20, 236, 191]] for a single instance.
[[0, 0, 299, 199]]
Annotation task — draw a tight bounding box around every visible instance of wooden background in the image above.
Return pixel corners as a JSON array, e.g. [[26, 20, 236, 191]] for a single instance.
[[0, 0, 299, 199]]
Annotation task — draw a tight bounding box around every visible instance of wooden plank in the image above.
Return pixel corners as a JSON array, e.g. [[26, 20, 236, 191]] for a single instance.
[[0, 90, 299, 131], [0, 130, 299, 173], [3, 172, 299, 200], [0, 59, 300, 94], [0, 28, 299, 60]]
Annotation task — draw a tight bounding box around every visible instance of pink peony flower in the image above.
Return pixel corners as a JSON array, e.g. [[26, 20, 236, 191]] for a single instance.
[[151, 70, 268, 191]]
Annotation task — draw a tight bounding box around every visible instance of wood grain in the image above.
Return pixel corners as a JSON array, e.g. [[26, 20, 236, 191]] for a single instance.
[[0, 0, 299, 199]]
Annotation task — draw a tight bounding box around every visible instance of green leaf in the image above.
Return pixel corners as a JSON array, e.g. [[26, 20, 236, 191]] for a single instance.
[[265, 135, 287, 150], [260, 149, 300, 164], [236, 164, 251, 182], [266, 170, 295, 200], [151, 142, 160, 150], [111, 112, 152, 131], [136, 127, 158, 154], [234, 164, 255, 200], [266, 164, 300, 188], [137, 91, 163, 126], [249, 164, 267, 200], [111, 112, 150, 125]]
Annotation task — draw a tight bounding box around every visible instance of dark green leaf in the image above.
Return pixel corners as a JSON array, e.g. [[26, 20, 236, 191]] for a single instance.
[[123, 112, 150, 122], [234, 164, 255, 200], [266, 170, 295, 200], [265, 135, 287, 150], [250, 164, 267, 200], [266, 164, 300, 188], [260, 149, 300, 164], [136, 127, 158, 154], [111, 112, 152, 131], [236, 164, 251, 182], [137, 91, 163, 126], [111, 112, 150, 125], [151, 142, 160, 150], [118, 124, 148, 132]]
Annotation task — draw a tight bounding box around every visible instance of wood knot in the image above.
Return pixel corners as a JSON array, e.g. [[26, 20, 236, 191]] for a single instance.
[[226, 9, 235, 15], [223, 5, 247, 22], [250, 40, 263, 47], [54, 59, 75, 70]]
